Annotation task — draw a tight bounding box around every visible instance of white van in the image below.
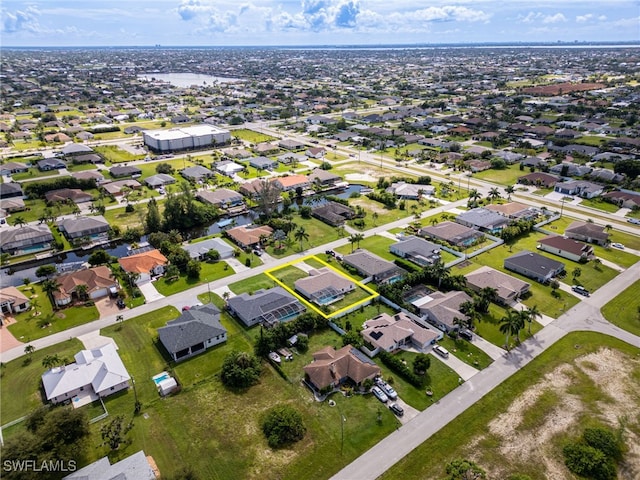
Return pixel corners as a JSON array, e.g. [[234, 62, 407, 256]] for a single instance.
[[433, 345, 450, 359]]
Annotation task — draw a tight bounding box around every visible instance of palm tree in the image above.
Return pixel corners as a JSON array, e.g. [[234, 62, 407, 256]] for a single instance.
[[30, 297, 41, 316], [499, 309, 521, 350], [42, 354, 61, 369], [24, 344, 36, 358], [41, 279, 61, 309], [348, 233, 364, 252], [222, 291, 231, 306], [504, 185, 515, 201], [478, 287, 498, 313], [13, 216, 26, 228], [525, 305, 542, 334], [604, 224, 612, 233], [516, 309, 530, 342], [488, 187, 501, 203], [429, 260, 450, 290], [572, 267, 582, 282], [75, 284, 89, 302], [468, 189, 481, 207], [372, 212, 379, 226], [294, 226, 309, 252]]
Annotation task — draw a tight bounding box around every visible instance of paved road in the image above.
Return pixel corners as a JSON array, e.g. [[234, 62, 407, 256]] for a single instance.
[[330, 260, 640, 480]]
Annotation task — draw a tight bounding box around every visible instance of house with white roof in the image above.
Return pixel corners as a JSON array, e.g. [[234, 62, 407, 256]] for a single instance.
[[41, 343, 130, 404]]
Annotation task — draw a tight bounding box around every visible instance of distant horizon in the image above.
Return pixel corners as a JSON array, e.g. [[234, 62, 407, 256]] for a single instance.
[[2, 1, 638, 47], [4, 40, 640, 50]]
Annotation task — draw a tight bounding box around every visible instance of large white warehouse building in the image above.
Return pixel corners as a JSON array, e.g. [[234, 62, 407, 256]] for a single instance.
[[143, 124, 231, 152]]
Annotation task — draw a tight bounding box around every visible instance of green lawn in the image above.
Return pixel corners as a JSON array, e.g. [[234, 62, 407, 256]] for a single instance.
[[153, 261, 234, 296], [381, 332, 640, 480], [472, 164, 524, 186], [0, 338, 84, 424], [335, 234, 396, 260], [579, 197, 620, 213], [93, 145, 145, 163], [438, 336, 494, 370], [475, 304, 544, 349], [12, 168, 60, 181], [7, 284, 99, 342], [232, 129, 276, 143], [602, 280, 640, 336], [7, 198, 78, 225], [265, 217, 343, 258], [229, 273, 276, 295]]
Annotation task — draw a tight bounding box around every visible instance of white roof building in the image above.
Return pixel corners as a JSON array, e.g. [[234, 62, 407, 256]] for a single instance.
[[41, 343, 131, 404]]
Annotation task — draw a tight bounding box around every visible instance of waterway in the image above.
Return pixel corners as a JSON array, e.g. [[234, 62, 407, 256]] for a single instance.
[[0, 184, 364, 287], [138, 73, 242, 87]]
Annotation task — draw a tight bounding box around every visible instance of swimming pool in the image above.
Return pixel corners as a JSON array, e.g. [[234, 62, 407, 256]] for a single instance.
[[152, 372, 170, 385]]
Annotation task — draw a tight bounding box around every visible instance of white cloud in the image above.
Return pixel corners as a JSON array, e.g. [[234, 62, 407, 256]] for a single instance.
[[542, 13, 567, 24], [519, 12, 543, 24], [576, 13, 594, 23], [2, 6, 42, 33]]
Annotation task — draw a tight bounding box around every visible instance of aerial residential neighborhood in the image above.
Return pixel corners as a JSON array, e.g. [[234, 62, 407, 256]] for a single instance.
[[0, 27, 639, 480]]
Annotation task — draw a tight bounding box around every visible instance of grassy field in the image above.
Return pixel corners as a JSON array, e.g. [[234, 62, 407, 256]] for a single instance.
[[7, 284, 100, 342], [335, 234, 396, 260], [265, 217, 343, 258], [602, 280, 640, 336], [380, 332, 640, 480], [93, 145, 145, 163], [232, 129, 276, 144], [438, 336, 494, 370], [0, 338, 84, 424], [11, 168, 60, 181], [153, 261, 234, 296], [472, 164, 524, 186], [579, 197, 620, 213], [229, 273, 275, 295], [475, 303, 544, 349]]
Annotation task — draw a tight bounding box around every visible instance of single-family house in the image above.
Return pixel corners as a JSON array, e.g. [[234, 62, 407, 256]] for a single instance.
[[41, 343, 130, 404], [420, 290, 472, 333], [101, 179, 142, 197], [109, 165, 142, 178], [238, 178, 267, 198], [464, 266, 530, 305], [0, 183, 24, 199], [308, 168, 342, 188], [182, 237, 235, 260], [517, 172, 559, 188], [564, 221, 610, 246], [303, 345, 380, 392], [295, 267, 355, 305], [144, 174, 176, 188], [0, 224, 54, 255], [0, 162, 29, 175], [72, 170, 106, 184], [227, 287, 306, 327], [602, 190, 640, 209], [180, 165, 214, 181], [53, 266, 118, 307], [157, 304, 227, 362], [226, 224, 273, 249], [342, 250, 406, 285], [0, 197, 26, 216], [305, 147, 325, 159], [249, 156, 278, 170], [390, 236, 441, 266], [554, 180, 604, 199], [504, 250, 565, 283], [484, 202, 540, 221], [118, 249, 168, 284], [278, 139, 305, 150], [37, 158, 66, 171], [386, 182, 435, 200], [62, 450, 157, 480], [253, 142, 280, 155], [62, 143, 93, 156], [277, 152, 307, 165], [311, 201, 355, 226], [214, 160, 244, 177], [0, 286, 31, 316], [197, 189, 244, 209], [45, 188, 93, 204], [272, 175, 310, 192], [549, 162, 593, 177], [537, 235, 594, 262], [57, 215, 110, 240], [361, 312, 440, 355], [455, 208, 510, 234]]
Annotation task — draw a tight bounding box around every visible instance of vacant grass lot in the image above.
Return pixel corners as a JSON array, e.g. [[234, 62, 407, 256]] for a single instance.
[[153, 261, 234, 296], [232, 129, 276, 144], [475, 303, 543, 349], [93, 145, 145, 163], [229, 273, 276, 295], [11, 168, 60, 181], [579, 197, 620, 213], [602, 280, 640, 336], [7, 284, 99, 341], [265, 217, 342, 258], [473, 164, 524, 186], [381, 332, 640, 480], [0, 338, 84, 424], [438, 336, 494, 370], [335, 234, 396, 259]]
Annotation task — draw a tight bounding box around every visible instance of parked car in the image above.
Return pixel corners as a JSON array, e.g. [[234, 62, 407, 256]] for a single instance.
[[253, 249, 262, 256], [116, 298, 126, 309], [433, 345, 450, 358], [374, 377, 385, 387], [459, 328, 473, 341], [627, 218, 640, 225], [611, 243, 624, 249], [572, 285, 590, 297], [389, 403, 404, 417], [380, 383, 398, 400], [371, 386, 389, 403]]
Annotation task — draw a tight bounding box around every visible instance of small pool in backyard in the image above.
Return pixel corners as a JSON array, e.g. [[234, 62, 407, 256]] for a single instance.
[[152, 372, 170, 385]]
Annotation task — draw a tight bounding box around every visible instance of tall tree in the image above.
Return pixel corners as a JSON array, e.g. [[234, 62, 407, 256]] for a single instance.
[[504, 185, 515, 201], [294, 226, 309, 252], [145, 197, 162, 233], [41, 278, 61, 308], [525, 305, 542, 334], [499, 309, 521, 350], [488, 187, 501, 203], [255, 179, 281, 220]]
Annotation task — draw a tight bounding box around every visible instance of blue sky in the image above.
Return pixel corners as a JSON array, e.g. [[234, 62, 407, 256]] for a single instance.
[[2, 0, 639, 46]]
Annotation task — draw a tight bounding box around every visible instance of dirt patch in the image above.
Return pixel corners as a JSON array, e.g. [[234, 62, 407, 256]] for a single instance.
[[349, 198, 388, 214], [475, 348, 640, 480]]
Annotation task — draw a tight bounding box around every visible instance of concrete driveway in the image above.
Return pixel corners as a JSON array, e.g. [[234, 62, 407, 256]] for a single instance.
[[429, 350, 479, 381], [95, 296, 124, 318], [138, 282, 164, 303]]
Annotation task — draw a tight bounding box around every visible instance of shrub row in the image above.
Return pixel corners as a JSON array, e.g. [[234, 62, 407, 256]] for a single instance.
[[378, 350, 423, 387]]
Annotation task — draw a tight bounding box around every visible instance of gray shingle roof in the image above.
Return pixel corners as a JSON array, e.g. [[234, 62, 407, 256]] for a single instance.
[[157, 304, 226, 354], [228, 287, 305, 326]]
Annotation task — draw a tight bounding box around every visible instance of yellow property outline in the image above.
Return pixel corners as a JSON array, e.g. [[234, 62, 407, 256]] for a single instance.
[[264, 255, 379, 319]]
